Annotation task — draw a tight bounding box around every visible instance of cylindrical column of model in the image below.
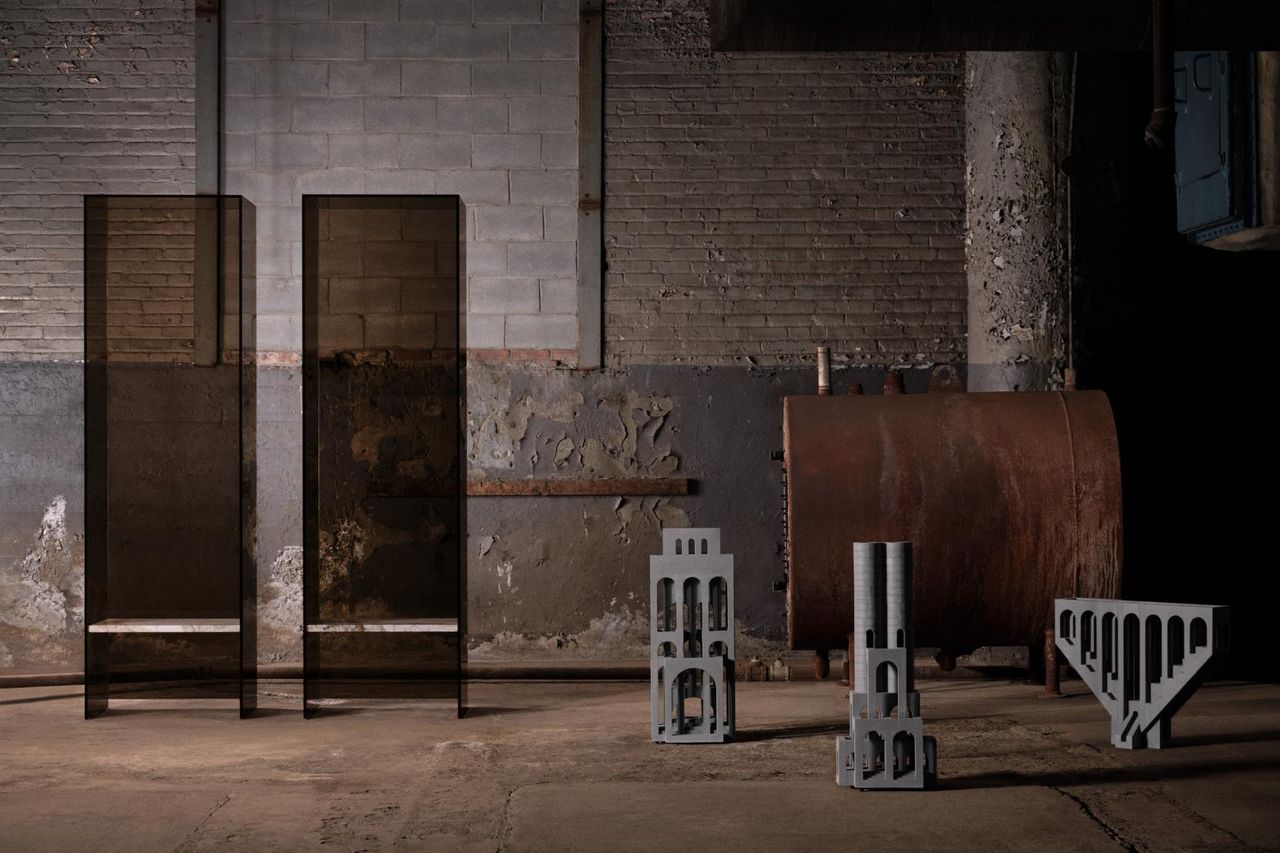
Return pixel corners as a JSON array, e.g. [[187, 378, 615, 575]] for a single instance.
[[852, 542, 886, 695], [885, 541, 913, 694]]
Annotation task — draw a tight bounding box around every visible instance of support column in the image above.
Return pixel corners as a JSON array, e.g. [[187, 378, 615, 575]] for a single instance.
[[577, 0, 604, 369], [965, 53, 1071, 391], [194, 0, 220, 366]]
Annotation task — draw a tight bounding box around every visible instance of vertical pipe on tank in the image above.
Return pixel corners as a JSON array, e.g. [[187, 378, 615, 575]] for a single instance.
[[852, 542, 886, 695], [885, 542, 913, 694]]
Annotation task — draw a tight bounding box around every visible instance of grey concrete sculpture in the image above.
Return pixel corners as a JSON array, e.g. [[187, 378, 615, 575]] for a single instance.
[[837, 542, 937, 788], [650, 528, 735, 743], [1055, 598, 1229, 749]]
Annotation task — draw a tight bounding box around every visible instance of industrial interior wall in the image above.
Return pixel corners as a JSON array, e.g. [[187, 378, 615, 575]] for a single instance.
[[0, 0, 966, 674], [463, 0, 967, 663], [216, 0, 586, 664]]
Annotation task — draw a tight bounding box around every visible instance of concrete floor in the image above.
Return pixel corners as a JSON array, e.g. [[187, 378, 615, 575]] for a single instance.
[[0, 679, 1277, 852]]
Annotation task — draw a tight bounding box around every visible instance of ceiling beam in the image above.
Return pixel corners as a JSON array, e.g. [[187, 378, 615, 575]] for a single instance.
[[709, 1, 1280, 52]]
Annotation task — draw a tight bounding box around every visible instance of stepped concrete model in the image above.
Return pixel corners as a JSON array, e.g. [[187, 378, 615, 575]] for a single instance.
[[1056, 598, 1230, 749], [837, 542, 937, 789], [650, 528, 735, 743]]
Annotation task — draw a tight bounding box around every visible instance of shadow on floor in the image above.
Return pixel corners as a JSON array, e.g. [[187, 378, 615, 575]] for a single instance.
[[945, 750, 1280, 790], [1166, 728, 1280, 748], [734, 711, 1020, 742], [0, 691, 83, 707], [735, 720, 849, 742], [302, 704, 523, 718]]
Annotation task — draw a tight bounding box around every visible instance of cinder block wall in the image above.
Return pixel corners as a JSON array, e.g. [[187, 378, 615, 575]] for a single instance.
[[603, 0, 966, 366], [222, 0, 579, 357], [220, 0, 583, 658], [315, 202, 458, 355]]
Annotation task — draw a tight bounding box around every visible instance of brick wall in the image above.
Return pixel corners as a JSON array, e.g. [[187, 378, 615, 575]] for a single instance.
[[0, 0, 196, 362], [86, 197, 197, 363], [223, 0, 579, 357], [82, 196, 248, 364], [603, 0, 966, 366]]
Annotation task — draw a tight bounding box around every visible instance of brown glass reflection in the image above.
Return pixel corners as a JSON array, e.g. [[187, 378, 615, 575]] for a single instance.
[[302, 196, 464, 716], [83, 195, 257, 716]]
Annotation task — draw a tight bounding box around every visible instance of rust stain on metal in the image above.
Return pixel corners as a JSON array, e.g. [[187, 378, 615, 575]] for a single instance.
[[783, 391, 1122, 655], [1042, 626, 1064, 697]]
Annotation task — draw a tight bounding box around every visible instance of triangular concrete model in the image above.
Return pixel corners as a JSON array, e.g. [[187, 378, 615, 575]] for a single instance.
[[1055, 598, 1230, 749]]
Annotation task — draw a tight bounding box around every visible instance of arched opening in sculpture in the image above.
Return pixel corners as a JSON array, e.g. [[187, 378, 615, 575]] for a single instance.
[[1123, 613, 1140, 702], [862, 730, 885, 773], [1081, 610, 1097, 663], [1145, 614, 1163, 701], [656, 577, 674, 631], [682, 577, 702, 656], [892, 730, 916, 777], [1190, 617, 1208, 653], [1167, 615, 1185, 675], [709, 576, 728, 631], [874, 659, 897, 694]]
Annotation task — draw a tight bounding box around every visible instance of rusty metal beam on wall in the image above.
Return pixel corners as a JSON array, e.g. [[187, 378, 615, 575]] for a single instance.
[[577, 0, 604, 369], [467, 478, 690, 497]]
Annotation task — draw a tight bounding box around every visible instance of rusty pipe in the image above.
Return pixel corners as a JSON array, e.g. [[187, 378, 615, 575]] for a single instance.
[[1042, 626, 1064, 697], [816, 346, 831, 395], [844, 630, 858, 686], [882, 372, 904, 395], [1143, 0, 1174, 149]]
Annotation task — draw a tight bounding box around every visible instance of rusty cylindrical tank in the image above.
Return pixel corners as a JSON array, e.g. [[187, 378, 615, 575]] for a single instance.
[[783, 391, 1122, 657]]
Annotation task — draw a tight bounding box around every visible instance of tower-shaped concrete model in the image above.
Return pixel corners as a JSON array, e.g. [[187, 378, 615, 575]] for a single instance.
[[650, 528, 735, 743], [1055, 598, 1229, 749], [837, 542, 937, 788]]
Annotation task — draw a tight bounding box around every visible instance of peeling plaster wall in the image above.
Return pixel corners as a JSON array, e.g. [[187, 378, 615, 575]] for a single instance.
[[964, 53, 1070, 391], [5, 358, 936, 671], [462, 361, 942, 661], [0, 496, 83, 670], [0, 364, 84, 673]]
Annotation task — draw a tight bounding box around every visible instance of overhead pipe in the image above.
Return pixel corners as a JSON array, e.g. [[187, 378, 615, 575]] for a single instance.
[[1143, 0, 1175, 149]]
